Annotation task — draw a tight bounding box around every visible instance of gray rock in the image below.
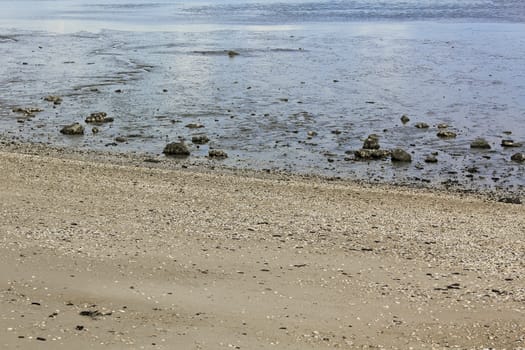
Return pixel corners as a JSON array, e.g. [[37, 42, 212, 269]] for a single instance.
[[363, 134, 380, 150], [163, 142, 190, 156], [511, 153, 525, 162], [354, 149, 391, 160], [437, 130, 457, 139], [209, 149, 228, 158], [400, 115, 410, 124], [414, 122, 429, 129], [192, 134, 209, 144], [60, 123, 84, 135], [391, 148, 412, 162], [470, 138, 491, 149]]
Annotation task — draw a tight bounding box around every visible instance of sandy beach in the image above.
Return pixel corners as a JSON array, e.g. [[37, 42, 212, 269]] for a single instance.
[[0, 147, 523, 349]]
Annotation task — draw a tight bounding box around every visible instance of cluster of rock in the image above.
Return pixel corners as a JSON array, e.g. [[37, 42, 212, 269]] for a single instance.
[[12, 107, 43, 117], [354, 134, 411, 162], [163, 139, 228, 159]]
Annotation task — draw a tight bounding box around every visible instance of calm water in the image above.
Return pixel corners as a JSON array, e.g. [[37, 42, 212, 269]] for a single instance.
[[0, 1, 524, 193]]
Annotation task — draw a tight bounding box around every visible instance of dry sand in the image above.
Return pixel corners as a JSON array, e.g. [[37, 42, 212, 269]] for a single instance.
[[0, 149, 524, 349]]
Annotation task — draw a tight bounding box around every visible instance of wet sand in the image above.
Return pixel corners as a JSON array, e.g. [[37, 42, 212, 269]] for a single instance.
[[0, 147, 524, 349]]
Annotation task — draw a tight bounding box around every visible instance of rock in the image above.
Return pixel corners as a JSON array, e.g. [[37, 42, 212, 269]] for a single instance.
[[470, 138, 491, 149], [209, 149, 228, 158], [354, 149, 391, 160], [511, 153, 525, 162], [163, 142, 190, 156], [60, 123, 84, 135], [227, 50, 240, 57], [425, 155, 438, 163], [85, 112, 114, 123], [363, 134, 380, 149], [191, 134, 209, 144], [43, 95, 62, 105], [391, 148, 412, 162], [331, 130, 341, 135], [115, 136, 127, 143], [400, 115, 410, 124], [437, 123, 449, 129], [414, 122, 429, 129], [92, 127, 99, 134], [185, 123, 204, 129], [501, 139, 522, 147], [437, 130, 457, 138]]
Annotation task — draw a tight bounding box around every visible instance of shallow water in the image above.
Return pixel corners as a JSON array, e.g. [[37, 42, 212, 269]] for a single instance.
[[0, 1, 524, 193]]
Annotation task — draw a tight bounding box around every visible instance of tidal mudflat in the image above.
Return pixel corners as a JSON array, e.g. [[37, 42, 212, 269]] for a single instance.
[[1, 0, 525, 194], [2, 21, 524, 195]]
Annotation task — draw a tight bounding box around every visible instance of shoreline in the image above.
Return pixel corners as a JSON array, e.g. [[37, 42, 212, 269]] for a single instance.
[[0, 138, 522, 202], [0, 143, 524, 349]]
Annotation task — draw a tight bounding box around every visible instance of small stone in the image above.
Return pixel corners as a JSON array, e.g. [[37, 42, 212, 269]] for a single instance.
[[60, 123, 84, 135], [437, 123, 449, 129], [92, 127, 99, 134], [400, 115, 410, 124], [227, 50, 239, 57], [391, 148, 412, 162], [307, 131, 317, 138], [185, 123, 204, 129], [425, 155, 438, 163], [501, 139, 522, 147], [36, 337, 46, 341], [363, 134, 380, 149], [43, 95, 62, 105], [163, 142, 190, 156], [192, 134, 209, 144], [470, 138, 491, 149], [437, 130, 457, 138], [511, 153, 525, 162], [208, 149, 228, 159], [414, 122, 429, 129], [115, 136, 127, 143]]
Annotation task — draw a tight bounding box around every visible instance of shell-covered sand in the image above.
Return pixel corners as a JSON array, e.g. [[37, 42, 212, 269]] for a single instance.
[[0, 148, 524, 349]]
